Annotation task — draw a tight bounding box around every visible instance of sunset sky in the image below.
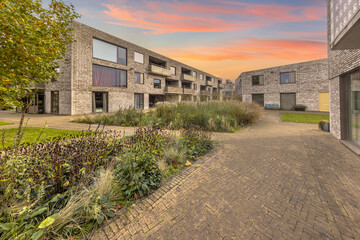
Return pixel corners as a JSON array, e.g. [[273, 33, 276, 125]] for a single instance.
[[48, 0, 328, 81]]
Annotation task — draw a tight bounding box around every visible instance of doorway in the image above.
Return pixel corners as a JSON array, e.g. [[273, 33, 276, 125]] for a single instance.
[[51, 91, 59, 114], [319, 92, 330, 112], [280, 93, 296, 110]]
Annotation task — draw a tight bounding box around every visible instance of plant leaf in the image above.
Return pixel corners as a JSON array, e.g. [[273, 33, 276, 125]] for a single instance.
[[30, 207, 48, 218], [38, 217, 55, 229], [31, 230, 44, 240]]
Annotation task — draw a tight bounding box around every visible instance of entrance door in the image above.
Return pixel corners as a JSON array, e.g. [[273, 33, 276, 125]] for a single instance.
[[252, 94, 264, 107], [51, 91, 59, 114], [319, 92, 329, 112], [280, 93, 296, 110]]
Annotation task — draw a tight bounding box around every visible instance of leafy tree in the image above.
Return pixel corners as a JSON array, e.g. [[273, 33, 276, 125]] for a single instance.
[[0, 0, 80, 109]]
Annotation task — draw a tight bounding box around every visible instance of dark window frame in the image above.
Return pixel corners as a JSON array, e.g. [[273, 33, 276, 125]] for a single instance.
[[251, 75, 264, 86], [92, 64, 127, 88], [92, 38, 127, 66], [154, 79, 161, 88], [134, 93, 144, 110], [280, 71, 296, 84], [92, 91, 108, 113], [135, 72, 144, 84]]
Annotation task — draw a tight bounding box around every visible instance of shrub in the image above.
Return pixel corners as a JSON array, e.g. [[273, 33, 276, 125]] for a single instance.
[[74, 101, 262, 132], [180, 128, 213, 160]]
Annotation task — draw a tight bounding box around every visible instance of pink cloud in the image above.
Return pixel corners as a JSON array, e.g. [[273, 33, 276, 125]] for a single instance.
[[103, 4, 261, 34], [102, 1, 325, 34]]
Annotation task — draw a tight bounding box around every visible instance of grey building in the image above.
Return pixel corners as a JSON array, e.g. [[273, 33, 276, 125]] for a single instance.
[[328, 0, 360, 152], [237, 59, 329, 111], [32, 21, 223, 115], [222, 80, 235, 100]]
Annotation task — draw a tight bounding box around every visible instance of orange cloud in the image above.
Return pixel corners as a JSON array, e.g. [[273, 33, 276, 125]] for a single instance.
[[154, 39, 327, 63]]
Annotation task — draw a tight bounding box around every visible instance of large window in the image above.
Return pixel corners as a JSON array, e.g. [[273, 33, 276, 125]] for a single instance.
[[135, 72, 144, 84], [134, 93, 144, 110], [93, 65, 127, 87], [348, 70, 360, 146], [93, 38, 127, 65], [200, 74, 203, 80], [280, 72, 296, 84], [134, 52, 144, 64], [193, 83, 197, 90], [154, 79, 161, 88], [192, 71, 197, 78], [252, 75, 264, 86], [92, 92, 108, 113], [252, 94, 264, 107], [171, 66, 176, 76]]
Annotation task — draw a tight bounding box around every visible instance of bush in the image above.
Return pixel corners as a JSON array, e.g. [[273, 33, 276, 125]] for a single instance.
[[74, 101, 262, 132]]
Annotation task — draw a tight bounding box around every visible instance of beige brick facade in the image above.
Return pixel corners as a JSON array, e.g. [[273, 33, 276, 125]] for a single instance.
[[237, 59, 329, 111], [44, 21, 223, 115]]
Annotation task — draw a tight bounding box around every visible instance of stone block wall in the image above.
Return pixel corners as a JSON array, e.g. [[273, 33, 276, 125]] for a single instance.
[[240, 59, 329, 111]]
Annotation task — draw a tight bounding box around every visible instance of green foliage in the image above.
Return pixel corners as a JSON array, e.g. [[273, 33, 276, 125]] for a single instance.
[[0, 122, 13, 126], [180, 128, 213, 160], [74, 101, 262, 132], [0, 0, 80, 109], [0, 127, 82, 149], [281, 113, 330, 124], [0, 127, 213, 239]]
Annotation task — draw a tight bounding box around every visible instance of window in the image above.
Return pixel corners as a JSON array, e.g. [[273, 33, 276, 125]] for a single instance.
[[154, 79, 161, 88], [171, 66, 176, 76], [252, 75, 264, 86], [135, 72, 144, 84], [93, 38, 127, 65], [252, 94, 264, 107], [200, 74, 203, 80], [134, 93, 144, 110], [193, 96, 197, 101], [93, 39, 117, 63], [118, 47, 127, 65], [92, 92, 108, 113], [192, 71, 197, 78], [193, 83, 197, 90], [118, 69, 127, 87], [280, 72, 296, 84], [92, 64, 127, 87], [134, 52, 144, 64]]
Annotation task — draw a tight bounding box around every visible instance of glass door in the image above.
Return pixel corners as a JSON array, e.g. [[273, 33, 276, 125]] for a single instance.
[[349, 70, 360, 146]]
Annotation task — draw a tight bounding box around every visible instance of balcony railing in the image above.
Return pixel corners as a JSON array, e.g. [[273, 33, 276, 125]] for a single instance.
[[165, 86, 183, 94], [183, 88, 195, 95], [181, 74, 197, 82], [149, 64, 171, 77], [200, 90, 210, 95]]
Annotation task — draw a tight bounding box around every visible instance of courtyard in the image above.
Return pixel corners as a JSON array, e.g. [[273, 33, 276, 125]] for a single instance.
[[1, 110, 359, 239]]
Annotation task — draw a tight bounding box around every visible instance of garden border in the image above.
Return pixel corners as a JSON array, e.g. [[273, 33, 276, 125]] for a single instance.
[[90, 144, 219, 240]]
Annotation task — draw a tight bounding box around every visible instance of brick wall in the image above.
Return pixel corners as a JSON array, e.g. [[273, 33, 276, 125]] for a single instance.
[[240, 59, 329, 111]]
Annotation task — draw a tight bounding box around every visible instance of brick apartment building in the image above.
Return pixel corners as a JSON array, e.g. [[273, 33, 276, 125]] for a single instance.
[[236, 59, 329, 111], [222, 80, 235, 100], [30, 21, 223, 115], [328, 0, 360, 153]]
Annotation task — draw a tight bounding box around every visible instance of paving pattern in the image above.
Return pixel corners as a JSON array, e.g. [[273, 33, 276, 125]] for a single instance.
[[92, 111, 360, 240]]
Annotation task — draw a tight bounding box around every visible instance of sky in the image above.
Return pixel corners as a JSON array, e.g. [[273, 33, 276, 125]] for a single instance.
[[46, 0, 328, 81]]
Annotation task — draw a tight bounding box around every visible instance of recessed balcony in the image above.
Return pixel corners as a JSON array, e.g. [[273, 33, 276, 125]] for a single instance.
[[182, 74, 197, 82], [149, 64, 171, 77], [165, 86, 183, 94]]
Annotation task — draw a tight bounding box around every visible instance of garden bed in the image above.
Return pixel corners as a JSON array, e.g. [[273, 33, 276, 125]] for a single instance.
[[73, 101, 262, 133], [0, 127, 213, 240]]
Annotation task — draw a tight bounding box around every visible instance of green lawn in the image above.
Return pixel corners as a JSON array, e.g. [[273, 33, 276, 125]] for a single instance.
[[1, 127, 82, 148], [281, 113, 329, 124], [0, 121, 13, 126]]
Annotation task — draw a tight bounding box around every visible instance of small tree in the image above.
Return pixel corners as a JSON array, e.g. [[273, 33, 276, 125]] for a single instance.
[[0, 0, 79, 146]]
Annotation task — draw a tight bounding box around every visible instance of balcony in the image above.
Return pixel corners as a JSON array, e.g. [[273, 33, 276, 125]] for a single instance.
[[149, 64, 171, 77], [165, 86, 183, 94], [200, 90, 210, 95], [206, 80, 213, 86], [182, 74, 196, 82], [219, 83, 224, 89], [183, 88, 195, 95]]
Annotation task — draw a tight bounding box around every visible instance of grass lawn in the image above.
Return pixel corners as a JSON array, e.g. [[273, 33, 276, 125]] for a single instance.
[[0, 121, 13, 126], [1, 127, 82, 148], [281, 113, 329, 124]]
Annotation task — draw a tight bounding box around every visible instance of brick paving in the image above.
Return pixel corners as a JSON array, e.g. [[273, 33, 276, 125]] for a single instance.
[[92, 111, 360, 240]]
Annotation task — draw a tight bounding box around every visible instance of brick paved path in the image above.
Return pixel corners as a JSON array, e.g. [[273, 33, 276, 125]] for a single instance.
[[92, 111, 360, 239]]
